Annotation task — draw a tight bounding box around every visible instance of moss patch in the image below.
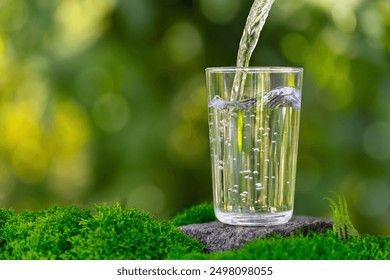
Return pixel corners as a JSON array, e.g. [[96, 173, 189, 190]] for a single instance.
[[0, 205, 204, 260], [0, 203, 389, 260], [171, 202, 215, 226], [181, 231, 390, 260]]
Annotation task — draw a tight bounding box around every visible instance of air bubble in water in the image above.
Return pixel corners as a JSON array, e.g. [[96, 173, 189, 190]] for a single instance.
[[240, 191, 248, 197], [255, 183, 263, 190]]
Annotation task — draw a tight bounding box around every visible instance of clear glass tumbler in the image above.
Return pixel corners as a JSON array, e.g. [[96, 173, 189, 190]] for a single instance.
[[206, 67, 303, 226]]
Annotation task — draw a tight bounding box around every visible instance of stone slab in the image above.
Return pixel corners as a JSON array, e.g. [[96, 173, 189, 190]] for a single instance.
[[180, 217, 333, 252]]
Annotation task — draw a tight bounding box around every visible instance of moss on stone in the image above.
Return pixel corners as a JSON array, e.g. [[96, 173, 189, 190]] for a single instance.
[[182, 231, 390, 260], [171, 202, 215, 226]]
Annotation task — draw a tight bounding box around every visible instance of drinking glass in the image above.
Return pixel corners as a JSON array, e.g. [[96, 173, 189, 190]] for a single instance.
[[206, 67, 303, 226]]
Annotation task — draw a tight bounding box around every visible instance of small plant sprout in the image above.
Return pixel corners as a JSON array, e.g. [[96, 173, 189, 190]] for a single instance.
[[325, 192, 360, 239]]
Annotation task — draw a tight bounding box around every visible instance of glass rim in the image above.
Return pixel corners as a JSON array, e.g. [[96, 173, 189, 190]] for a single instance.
[[205, 66, 303, 74]]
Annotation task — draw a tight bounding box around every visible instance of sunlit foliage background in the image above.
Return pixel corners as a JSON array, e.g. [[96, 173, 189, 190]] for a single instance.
[[0, 0, 389, 235]]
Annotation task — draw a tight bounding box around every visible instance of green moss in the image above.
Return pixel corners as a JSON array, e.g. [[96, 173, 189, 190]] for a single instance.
[[171, 202, 216, 226], [0, 204, 204, 260], [181, 231, 390, 260], [0, 203, 388, 260]]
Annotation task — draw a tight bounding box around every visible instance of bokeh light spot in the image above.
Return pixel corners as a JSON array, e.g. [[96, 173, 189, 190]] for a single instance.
[[53, 101, 90, 159], [12, 143, 49, 183], [355, 179, 390, 218], [200, 0, 240, 24], [93, 94, 130, 132], [321, 27, 350, 55], [360, 6, 384, 41], [331, 4, 356, 33], [48, 152, 91, 200], [163, 22, 203, 63], [280, 33, 309, 63], [363, 122, 390, 160], [52, 0, 116, 56]]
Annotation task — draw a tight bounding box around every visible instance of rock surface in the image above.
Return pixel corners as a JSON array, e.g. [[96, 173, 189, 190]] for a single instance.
[[180, 217, 333, 252]]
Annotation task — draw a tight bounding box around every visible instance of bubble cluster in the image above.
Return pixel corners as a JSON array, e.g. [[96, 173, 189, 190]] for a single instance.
[[207, 87, 301, 214]]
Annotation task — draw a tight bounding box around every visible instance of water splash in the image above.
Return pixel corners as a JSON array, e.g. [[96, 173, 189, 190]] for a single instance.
[[209, 86, 301, 111]]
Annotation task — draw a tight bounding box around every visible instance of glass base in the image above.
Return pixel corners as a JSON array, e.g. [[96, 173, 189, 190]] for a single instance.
[[215, 209, 293, 226]]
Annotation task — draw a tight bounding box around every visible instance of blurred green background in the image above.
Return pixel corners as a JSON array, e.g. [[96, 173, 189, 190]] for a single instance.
[[0, 0, 389, 235]]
